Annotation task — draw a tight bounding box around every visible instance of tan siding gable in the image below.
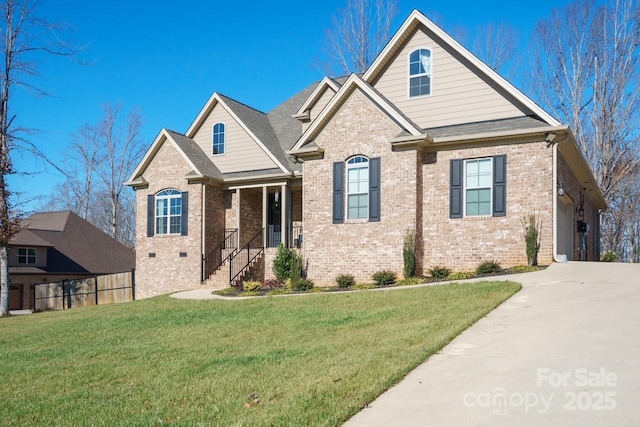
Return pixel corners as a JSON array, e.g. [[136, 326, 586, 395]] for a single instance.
[[372, 25, 524, 129], [302, 87, 337, 133], [191, 104, 278, 174]]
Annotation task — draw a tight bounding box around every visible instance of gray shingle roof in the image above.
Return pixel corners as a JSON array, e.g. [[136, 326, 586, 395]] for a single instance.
[[423, 116, 550, 139], [165, 129, 223, 180], [11, 211, 135, 274]]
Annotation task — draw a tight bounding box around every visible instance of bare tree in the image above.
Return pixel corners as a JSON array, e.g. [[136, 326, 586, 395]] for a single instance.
[[322, 0, 397, 75], [0, 0, 74, 316], [44, 104, 143, 248], [530, 0, 640, 260], [472, 23, 520, 77]]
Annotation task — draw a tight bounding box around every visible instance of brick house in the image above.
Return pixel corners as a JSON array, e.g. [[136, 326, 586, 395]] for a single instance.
[[127, 10, 606, 298]]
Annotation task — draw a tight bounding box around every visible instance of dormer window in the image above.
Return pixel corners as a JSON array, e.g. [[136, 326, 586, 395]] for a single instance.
[[409, 48, 432, 97], [212, 122, 225, 155]]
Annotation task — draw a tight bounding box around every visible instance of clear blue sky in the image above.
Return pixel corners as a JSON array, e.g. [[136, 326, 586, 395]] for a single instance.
[[11, 0, 579, 211]]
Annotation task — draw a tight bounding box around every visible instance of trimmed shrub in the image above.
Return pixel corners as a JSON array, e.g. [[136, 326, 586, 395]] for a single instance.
[[403, 228, 416, 278], [429, 266, 451, 281], [272, 243, 295, 280], [476, 260, 502, 275], [509, 265, 540, 273], [214, 287, 237, 296], [336, 274, 355, 288], [447, 271, 475, 281], [372, 270, 397, 286], [242, 281, 261, 292], [292, 278, 314, 292], [601, 251, 617, 262]]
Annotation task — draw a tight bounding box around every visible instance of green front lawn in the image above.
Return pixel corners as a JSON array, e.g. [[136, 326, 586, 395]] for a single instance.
[[0, 281, 520, 426]]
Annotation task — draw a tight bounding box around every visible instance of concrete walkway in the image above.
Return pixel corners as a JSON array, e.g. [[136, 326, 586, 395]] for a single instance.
[[344, 262, 640, 426]]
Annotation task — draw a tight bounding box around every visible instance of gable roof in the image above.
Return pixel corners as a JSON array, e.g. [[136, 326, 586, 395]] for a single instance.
[[293, 77, 341, 119], [10, 211, 135, 274], [292, 74, 423, 151], [185, 93, 290, 174], [363, 10, 560, 126], [127, 128, 223, 186]]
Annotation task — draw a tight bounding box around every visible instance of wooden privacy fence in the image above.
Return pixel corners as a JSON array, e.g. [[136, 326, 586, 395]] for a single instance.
[[34, 271, 135, 311]]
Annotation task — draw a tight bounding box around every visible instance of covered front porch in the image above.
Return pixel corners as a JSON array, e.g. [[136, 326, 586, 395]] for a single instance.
[[202, 180, 302, 286]]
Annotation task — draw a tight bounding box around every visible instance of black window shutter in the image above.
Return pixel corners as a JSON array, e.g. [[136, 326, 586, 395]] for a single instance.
[[450, 159, 463, 218], [493, 155, 507, 217], [181, 192, 189, 235], [333, 162, 344, 224], [147, 194, 155, 237], [369, 157, 381, 222]]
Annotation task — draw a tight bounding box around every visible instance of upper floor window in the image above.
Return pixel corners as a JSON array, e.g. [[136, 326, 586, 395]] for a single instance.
[[17, 247, 36, 264], [409, 48, 432, 97], [156, 189, 182, 234], [213, 122, 225, 155], [346, 156, 369, 220]]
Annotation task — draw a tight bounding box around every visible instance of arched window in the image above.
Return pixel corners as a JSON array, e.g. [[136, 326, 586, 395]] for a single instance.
[[409, 48, 432, 97], [212, 122, 225, 155], [155, 189, 182, 234], [346, 156, 369, 219]]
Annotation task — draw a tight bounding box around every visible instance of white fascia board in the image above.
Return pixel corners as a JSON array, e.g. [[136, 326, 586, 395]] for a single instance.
[[292, 74, 422, 151], [293, 77, 341, 117]]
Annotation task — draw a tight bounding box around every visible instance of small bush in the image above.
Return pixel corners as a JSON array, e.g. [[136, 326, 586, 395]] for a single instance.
[[447, 271, 475, 281], [352, 282, 376, 290], [429, 266, 451, 281], [509, 265, 540, 273], [273, 243, 296, 280], [372, 270, 397, 286], [336, 274, 355, 288], [239, 291, 260, 297], [601, 251, 617, 262], [476, 260, 502, 275], [396, 277, 424, 286], [522, 213, 541, 266], [292, 278, 314, 292], [267, 288, 293, 296], [263, 278, 283, 290], [283, 278, 293, 290], [242, 281, 261, 292]]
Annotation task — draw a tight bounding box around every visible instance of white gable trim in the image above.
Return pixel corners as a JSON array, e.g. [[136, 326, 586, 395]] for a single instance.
[[292, 74, 423, 151], [363, 9, 560, 126], [185, 92, 289, 174], [293, 77, 341, 119]]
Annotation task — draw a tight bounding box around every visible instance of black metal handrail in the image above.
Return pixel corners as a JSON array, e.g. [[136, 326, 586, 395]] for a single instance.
[[202, 228, 238, 281], [229, 228, 264, 286]]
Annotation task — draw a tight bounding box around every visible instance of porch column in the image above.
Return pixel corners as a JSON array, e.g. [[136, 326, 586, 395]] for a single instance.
[[236, 189, 241, 247], [281, 184, 287, 246], [262, 186, 268, 246]]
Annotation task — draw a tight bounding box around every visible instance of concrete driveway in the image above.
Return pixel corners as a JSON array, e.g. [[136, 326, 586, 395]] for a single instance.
[[344, 262, 640, 426]]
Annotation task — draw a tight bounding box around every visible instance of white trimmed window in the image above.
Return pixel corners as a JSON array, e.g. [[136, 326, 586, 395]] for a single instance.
[[213, 122, 225, 155], [464, 158, 493, 216], [156, 189, 182, 234], [17, 247, 36, 264], [346, 156, 369, 219], [409, 48, 432, 97]]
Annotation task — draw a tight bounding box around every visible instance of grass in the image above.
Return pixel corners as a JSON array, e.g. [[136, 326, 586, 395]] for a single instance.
[[0, 281, 520, 426]]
